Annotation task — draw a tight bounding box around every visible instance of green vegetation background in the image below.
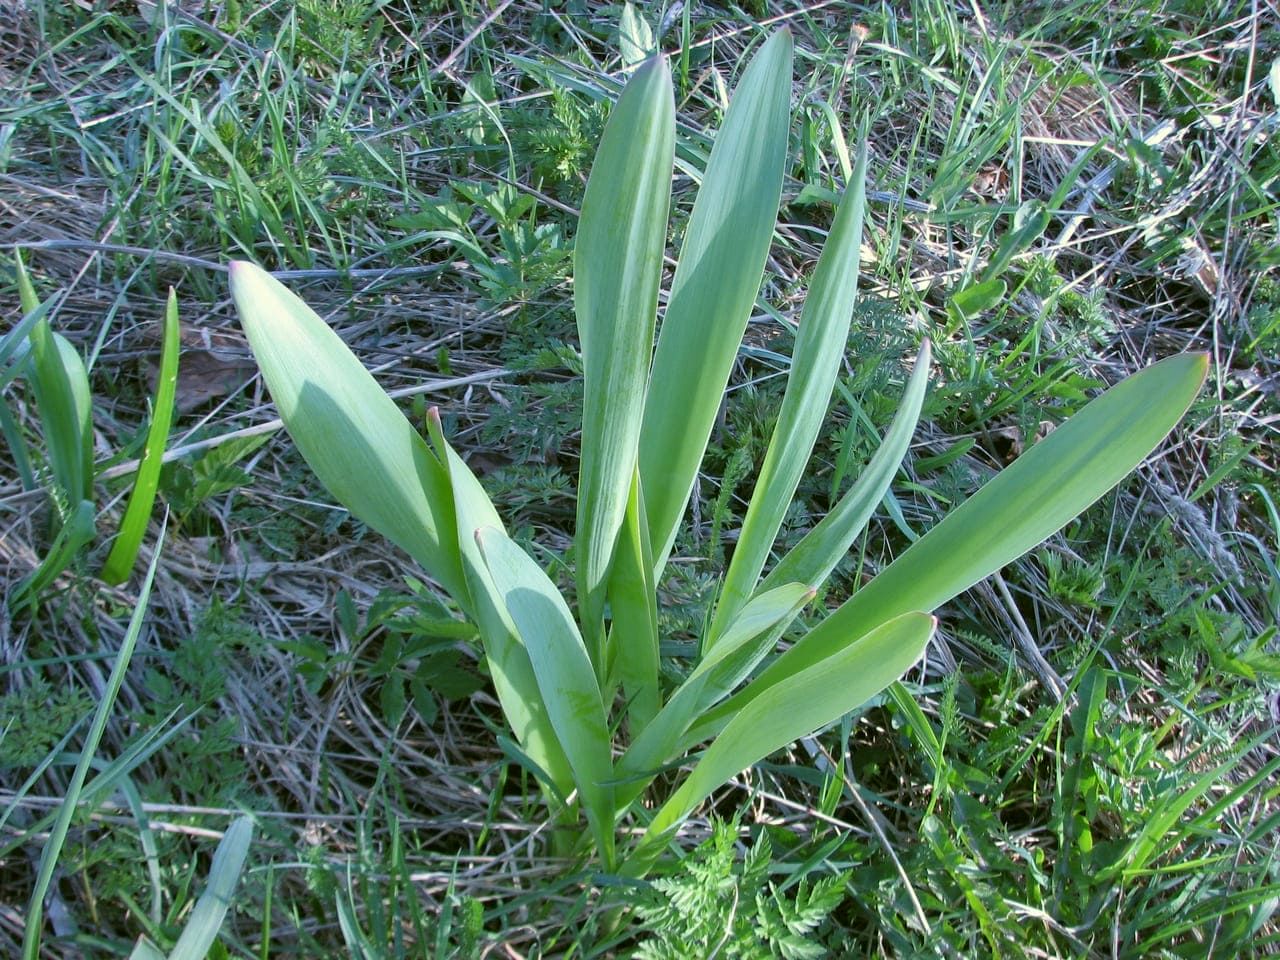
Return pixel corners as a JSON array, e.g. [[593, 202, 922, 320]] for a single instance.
[[1, 0, 1277, 956]]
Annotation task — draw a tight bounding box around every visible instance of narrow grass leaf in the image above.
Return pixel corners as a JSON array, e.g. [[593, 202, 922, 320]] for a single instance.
[[631, 612, 935, 870], [1109, 734, 1280, 882], [716, 352, 1209, 718], [0, 399, 35, 490], [575, 56, 674, 644], [10, 499, 95, 611], [711, 135, 870, 640], [167, 816, 254, 960], [1, 295, 54, 392], [23, 520, 166, 960], [423, 411, 576, 806], [756, 340, 931, 597], [639, 29, 793, 569], [476, 526, 616, 866], [102, 288, 180, 585], [229, 261, 468, 607], [0, 709, 195, 865]]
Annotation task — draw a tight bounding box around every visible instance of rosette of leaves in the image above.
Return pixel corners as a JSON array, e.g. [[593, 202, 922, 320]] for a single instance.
[[229, 31, 1207, 874]]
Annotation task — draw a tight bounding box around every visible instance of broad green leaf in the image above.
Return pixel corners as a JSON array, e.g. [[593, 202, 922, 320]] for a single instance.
[[755, 340, 931, 596], [619, 2, 654, 67], [575, 56, 674, 646], [606, 468, 660, 734], [476, 526, 616, 867], [24, 522, 166, 960], [710, 135, 870, 641], [639, 29, 793, 571], [228, 261, 469, 607], [128, 939, 165, 960], [629, 612, 935, 871], [983, 200, 1051, 283], [712, 352, 1209, 722], [103, 288, 180, 585], [166, 816, 254, 960], [949, 279, 1006, 320], [614, 582, 813, 808], [25, 251, 92, 508], [423, 411, 576, 807]]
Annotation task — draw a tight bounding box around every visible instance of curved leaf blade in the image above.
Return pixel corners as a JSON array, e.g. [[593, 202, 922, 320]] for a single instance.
[[719, 352, 1209, 717], [615, 581, 813, 808], [631, 612, 935, 871], [228, 261, 469, 607], [639, 29, 794, 570], [24, 250, 92, 508], [711, 136, 870, 639], [575, 56, 674, 641], [167, 816, 254, 960], [424, 412, 576, 805], [103, 288, 180, 585], [756, 339, 931, 596], [476, 527, 616, 866]]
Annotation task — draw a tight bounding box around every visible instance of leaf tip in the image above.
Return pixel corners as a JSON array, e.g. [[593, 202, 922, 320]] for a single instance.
[[227, 260, 268, 298]]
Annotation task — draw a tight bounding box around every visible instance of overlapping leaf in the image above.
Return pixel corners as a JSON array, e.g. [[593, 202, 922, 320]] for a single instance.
[[574, 56, 674, 646], [639, 30, 794, 570]]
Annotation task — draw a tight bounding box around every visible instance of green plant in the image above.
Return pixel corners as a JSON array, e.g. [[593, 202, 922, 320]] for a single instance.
[[21, 527, 165, 959], [3, 255, 181, 602], [635, 818, 846, 959], [229, 32, 1207, 876], [4, 254, 96, 606], [128, 816, 255, 960]]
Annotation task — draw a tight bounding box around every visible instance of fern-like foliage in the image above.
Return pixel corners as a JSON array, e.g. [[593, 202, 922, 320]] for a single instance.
[[634, 819, 846, 959]]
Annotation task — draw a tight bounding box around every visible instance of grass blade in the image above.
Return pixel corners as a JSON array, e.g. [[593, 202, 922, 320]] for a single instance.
[[476, 526, 616, 866], [102, 288, 180, 585], [229, 261, 469, 608], [629, 611, 935, 872], [23, 519, 166, 960], [167, 816, 254, 960], [710, 134, 870, 640], [638, 29, 793, 570], [574, 55, 674, 649]]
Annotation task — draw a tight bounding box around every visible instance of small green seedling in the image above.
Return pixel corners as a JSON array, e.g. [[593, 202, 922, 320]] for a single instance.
[[230, 32, 1207, 875], [4, 254, 181, 604]]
